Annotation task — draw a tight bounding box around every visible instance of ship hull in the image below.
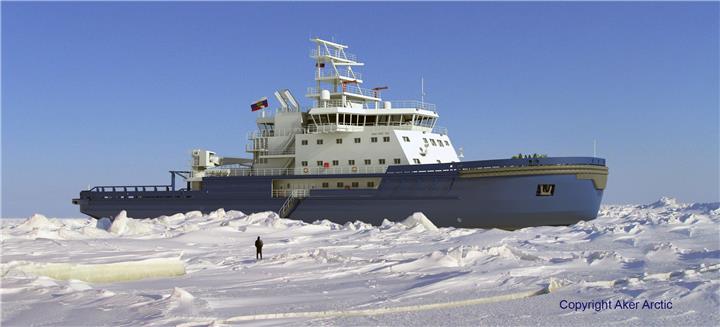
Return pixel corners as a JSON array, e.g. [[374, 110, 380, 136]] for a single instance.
[[74, 157, 607, 229]]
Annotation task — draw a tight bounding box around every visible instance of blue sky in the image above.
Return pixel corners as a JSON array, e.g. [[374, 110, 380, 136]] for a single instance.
[[2, 2, 718, 217]]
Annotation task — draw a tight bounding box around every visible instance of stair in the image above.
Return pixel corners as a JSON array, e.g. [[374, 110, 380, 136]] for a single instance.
[[278, 189, 308, 218], [259, 134, 296, 157]]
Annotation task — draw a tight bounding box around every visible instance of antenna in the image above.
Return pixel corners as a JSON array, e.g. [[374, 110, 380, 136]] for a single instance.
[[372, 86, 388, 98], [421, 77, 426, 103], [593, 139, 597, 157]]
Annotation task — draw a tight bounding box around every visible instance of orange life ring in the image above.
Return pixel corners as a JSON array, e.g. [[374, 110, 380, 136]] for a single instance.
[[303, 167, 309, 174], [351, 166, 358, 172]]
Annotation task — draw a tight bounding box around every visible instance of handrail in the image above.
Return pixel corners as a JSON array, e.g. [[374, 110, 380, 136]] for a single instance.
[[203, 165, 389, 177], [305, 122, 416, 130], [432, 126, 448, 135], [384, 100, 437, 112], [307, 85, 379, 98], [248, 123, 438, 146], [248, 128, 305, 139], [304, 123, 364, 134], [272, 189, 310, 198], [89, 157, 606, 193], [315, 69, 362, 80], [255, 107, 311, 119], [202, 158, 606, 179], [384, 157, 607, 175], [277, 189, 308, 218], [310, 48, 358, 62], [258, 148, 296, 157], [89, 185, 173, 192], [319, 99, 347, 108], [343, 85, 377, 97]]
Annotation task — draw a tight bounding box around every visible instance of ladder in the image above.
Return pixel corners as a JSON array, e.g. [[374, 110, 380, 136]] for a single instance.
[[278, 189, 308, 218]]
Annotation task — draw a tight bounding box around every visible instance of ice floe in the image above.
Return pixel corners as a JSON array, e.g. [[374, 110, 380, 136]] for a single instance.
[[1, 197, 718, 326]]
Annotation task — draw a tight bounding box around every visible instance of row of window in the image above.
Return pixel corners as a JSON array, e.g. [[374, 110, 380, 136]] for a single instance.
[[298, 158, 436, 166], [424, 138, 450, 147], [301, 136, 392, 145], [321, 181, 375, 188], [299, 136, 449, 147], [301, 158, 402, 166]]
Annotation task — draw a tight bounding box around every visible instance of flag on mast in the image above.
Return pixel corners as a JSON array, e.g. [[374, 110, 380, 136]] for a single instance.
[[251, 97, 269, 111]]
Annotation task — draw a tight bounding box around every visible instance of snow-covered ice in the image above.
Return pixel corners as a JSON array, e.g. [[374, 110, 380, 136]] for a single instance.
[[1, 197, 718, 326]]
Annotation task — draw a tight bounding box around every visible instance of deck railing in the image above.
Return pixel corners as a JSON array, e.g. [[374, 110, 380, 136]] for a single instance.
[[307, 85, 379, 98], [433, 126, 448, 135], [247, 128, 304, 139], [203, 165, 388, 177], [272, 189, 310, 198], [310, 48, 357, 62], [385, 100, 437, 112], [315, 69, 362, 81], [89, 185, 173, 192], [87, 157, 606, 193]]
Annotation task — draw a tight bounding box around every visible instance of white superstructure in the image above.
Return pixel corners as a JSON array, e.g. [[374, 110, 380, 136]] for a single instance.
[[190, 38, 459, 184], [246, 38, 458, 174]]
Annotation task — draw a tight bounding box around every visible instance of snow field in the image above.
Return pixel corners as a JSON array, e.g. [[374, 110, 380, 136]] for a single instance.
[[1, 197, 718, 326]]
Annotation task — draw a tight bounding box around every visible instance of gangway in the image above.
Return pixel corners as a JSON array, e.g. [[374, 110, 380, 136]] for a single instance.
[[278, 189, 309, 218]]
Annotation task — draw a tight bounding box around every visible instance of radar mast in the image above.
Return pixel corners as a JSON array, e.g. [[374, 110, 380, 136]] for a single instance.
[[307, 38, 381, 109]]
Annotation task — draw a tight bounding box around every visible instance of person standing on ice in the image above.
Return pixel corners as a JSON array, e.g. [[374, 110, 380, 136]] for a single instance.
[[255, 236, 263, 260]]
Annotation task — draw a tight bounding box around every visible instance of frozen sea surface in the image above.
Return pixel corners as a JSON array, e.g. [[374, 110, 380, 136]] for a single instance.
[[1, 198, 718, 326]]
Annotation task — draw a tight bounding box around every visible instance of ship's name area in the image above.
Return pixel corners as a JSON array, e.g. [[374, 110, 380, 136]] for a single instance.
[[559, 299, 673, 312]]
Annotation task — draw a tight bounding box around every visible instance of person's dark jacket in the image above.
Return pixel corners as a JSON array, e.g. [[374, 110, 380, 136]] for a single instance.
[[255, 239, 263, 249]]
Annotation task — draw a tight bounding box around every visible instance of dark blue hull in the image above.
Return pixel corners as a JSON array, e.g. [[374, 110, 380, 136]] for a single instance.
[[74, 157, 608, 229]]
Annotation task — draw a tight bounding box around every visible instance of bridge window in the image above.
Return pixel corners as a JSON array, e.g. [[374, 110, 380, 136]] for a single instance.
[[378, 159, 386, 165], [354, 138, 361, 143], [438, 140, 444, 147], [394, 158, 401, 164], [316, 161, 323, 166], [364, 159, 371, 165], [301, 140, 308, 145], [336, 138, 342, 144], [413, 158, 421, 164], [301, 161, 308, 166], [317, 139, 323, 145], [348, 159, 355, 165], [444, 140, 450, 146], [332, 160, 339, 166], [371, 137, 378, 143], [402, 136, 410, 142], [430, 139, 437, 146], [383, 136, 390, 142], [423, 138, 428, 144]]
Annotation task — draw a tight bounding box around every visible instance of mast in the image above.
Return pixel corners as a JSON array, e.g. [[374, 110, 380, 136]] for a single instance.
[[307, 38, 380, 108]]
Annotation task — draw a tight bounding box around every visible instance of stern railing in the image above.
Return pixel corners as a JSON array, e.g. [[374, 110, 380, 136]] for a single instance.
[[89, 185, 173, 192]]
